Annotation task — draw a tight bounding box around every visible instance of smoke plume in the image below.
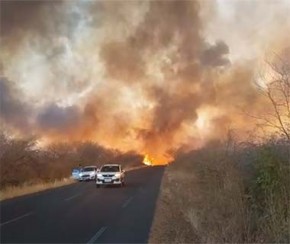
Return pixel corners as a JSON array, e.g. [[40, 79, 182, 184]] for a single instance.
[[1, 0, 290, 163]]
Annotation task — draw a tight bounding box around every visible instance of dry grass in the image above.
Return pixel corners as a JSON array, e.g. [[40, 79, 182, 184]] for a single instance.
[[149, 169, 200, 243], [0, 178, 74, 201], [0, 134, 142, 190], [150, 140, 290, 243], [0, 165, 145, 201]]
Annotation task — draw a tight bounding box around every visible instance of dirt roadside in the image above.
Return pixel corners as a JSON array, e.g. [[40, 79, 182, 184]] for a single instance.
[[149, 167, 200, 243]]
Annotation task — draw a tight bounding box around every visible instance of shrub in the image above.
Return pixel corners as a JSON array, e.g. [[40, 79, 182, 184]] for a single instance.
[[0, 134, 142, 190], [250, 144, 290, 242], [157, 139, 290, 243]]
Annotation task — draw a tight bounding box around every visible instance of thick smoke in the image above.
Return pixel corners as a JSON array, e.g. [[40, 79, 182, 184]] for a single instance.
[[1, 0, 290, 163], [0, 77, 32, 131], [98, 1, 232, 160], [0, 76, 82, 134], [200, 41, 230, 67], [36, 104, 81, 131]]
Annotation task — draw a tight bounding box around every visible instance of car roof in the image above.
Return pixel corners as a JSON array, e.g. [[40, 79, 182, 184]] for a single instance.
[[84, 166, 97, 168], [102, 164, 120, 167]]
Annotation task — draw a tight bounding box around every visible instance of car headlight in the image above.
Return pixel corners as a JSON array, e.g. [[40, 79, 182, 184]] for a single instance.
[[97, 173, 103, 178], [115, 173, 121, 178]]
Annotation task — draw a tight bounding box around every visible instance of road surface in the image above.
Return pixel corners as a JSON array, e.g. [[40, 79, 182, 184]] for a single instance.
[[0, 166, 165, 243]]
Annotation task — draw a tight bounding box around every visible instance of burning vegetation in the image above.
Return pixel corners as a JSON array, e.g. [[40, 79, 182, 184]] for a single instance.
[[143, 154, 154, 166], [0, 1, 289, 242]]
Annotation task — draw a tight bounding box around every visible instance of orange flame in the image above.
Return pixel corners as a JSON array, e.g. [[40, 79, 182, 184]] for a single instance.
[[143, 154, 153, 166]]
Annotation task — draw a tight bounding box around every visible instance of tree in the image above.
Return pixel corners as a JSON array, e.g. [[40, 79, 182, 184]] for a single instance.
[[256, 52, 290, 141]]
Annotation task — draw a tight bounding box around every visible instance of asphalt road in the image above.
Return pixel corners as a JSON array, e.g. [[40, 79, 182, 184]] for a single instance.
[[0, 166, 165, 243]]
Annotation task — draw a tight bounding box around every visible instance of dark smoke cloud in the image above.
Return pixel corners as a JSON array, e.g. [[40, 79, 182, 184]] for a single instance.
[[0, 0, 232, 156], [4, 0, 283, 163], [100, 1, 203, 83], [0, 77, 31, 130], [100, 42, 144, 83], [1, 0, 61, 51], [0, 0, 50, 36], [131, 1, 202, 53], [36, 104, 81, 131], [99, 0, 231, 155], [1, 0, 96, 57], [0, 78, 82, 135], [200, 41, 230, 67]]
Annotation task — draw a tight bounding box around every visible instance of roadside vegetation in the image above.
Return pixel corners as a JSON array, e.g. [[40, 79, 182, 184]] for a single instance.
[[0, 177, 74, 201], [0, 134, 141, 199], [150, 57, 290, 243], [150, 137, 290, 243]]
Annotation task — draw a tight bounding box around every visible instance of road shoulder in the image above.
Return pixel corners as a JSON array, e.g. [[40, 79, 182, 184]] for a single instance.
[[148, 167, 200, 243]]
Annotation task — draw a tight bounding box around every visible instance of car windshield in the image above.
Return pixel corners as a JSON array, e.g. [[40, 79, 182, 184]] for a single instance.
[[83, 167, 95, 172], [101, 166, 119, 172]]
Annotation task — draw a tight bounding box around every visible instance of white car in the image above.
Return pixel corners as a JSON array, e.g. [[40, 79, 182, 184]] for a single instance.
[[96, 164, 125, 187], [71, 167, 82, 180], [79, 166, 97, 181]]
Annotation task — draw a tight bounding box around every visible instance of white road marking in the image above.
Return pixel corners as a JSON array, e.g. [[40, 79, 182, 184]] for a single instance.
[[122, 196, 134, 208], [0, 211, 34, 227], [64, 193, 82, 201], [87, 226, 108, 243]]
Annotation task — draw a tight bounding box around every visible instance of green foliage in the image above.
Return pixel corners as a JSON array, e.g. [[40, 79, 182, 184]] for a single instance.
[[253, 147, 282, 195], [249, 145, 290, 242]]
